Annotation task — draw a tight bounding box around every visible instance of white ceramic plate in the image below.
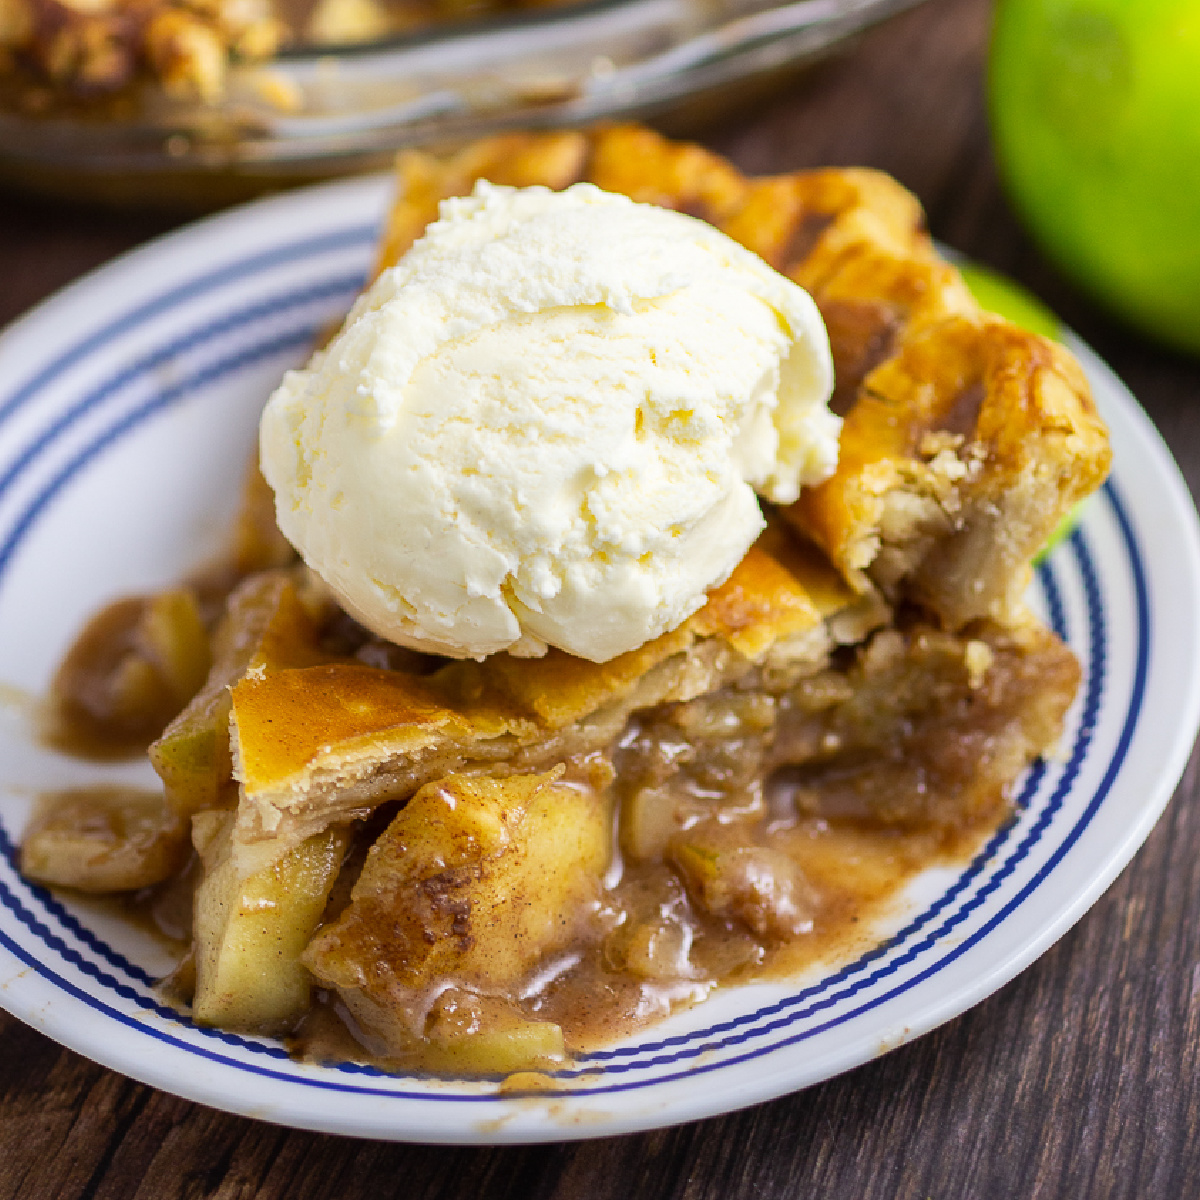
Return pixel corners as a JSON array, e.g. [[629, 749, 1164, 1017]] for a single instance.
[[1, 177, 1198, 1145]]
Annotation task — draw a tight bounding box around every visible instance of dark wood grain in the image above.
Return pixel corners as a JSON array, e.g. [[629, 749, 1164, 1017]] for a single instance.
[[3, 0, 1200, 1194]]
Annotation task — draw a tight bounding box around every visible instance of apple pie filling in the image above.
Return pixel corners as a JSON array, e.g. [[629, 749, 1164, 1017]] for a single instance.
[[24, 531, 1079, 1075]]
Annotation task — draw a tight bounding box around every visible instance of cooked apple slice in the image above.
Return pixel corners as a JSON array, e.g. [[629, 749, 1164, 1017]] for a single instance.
[[304, 767, 609, 1070], [46, 588, 211, 757], [20, 787, 188, 893], [191, 810, 348, 1033]]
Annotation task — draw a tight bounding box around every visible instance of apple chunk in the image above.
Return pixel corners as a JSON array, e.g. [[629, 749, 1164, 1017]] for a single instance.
[[305, 767, 609, 1071], [191, 810, 348, 1033]]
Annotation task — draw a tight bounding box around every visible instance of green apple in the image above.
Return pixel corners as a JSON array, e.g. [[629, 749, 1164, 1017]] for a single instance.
[[957, 261, 1063, 340], [989, 0, 1200, 355]]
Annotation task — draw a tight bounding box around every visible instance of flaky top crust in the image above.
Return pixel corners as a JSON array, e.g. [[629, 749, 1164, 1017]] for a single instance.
[[229, 544, 846, 846]]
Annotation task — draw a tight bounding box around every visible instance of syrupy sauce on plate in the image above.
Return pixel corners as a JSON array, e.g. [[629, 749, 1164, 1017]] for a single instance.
[[283, 792, 992, 1075], [40, 780, 989, 1077]]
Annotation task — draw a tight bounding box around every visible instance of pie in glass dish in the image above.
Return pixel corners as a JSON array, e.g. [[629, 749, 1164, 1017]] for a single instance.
[[20, 125, 1111, 1078], [0, 0, 580, 116]]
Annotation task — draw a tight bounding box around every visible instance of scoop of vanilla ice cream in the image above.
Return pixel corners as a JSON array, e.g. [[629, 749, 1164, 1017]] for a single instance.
[[260, 181, 837, 663]]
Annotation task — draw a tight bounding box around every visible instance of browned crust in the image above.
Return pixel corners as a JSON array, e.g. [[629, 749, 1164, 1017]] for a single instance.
[[228, 543, 834, 843]]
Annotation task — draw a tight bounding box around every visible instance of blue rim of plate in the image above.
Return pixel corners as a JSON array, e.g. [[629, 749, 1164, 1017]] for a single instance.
[[0, 219, 1144, 1103]]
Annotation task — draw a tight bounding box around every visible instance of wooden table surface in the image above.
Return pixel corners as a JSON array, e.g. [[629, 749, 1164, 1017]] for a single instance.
[[2, 0, 1199, 1194]]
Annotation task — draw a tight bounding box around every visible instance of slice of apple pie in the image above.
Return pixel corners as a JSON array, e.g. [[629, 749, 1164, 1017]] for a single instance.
[[22, 125, 1107, 1076]]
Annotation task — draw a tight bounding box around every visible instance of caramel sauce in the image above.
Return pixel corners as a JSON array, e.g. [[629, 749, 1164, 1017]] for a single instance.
[[519, 820, 977, 1055], [779, 211, 837, 275], [819, 298, 902, 417], [287, 760, 999, 1075], [935, 379, 987, 441], [101, 856, 199, 957]]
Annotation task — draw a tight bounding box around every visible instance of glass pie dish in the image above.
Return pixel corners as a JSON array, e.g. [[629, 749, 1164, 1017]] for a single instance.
[[0, 0, 925, 206]]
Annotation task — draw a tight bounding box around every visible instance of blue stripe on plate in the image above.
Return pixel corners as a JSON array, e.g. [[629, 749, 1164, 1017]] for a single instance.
[[0, 275, 364, 537], [0, 228, 375, 432]]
